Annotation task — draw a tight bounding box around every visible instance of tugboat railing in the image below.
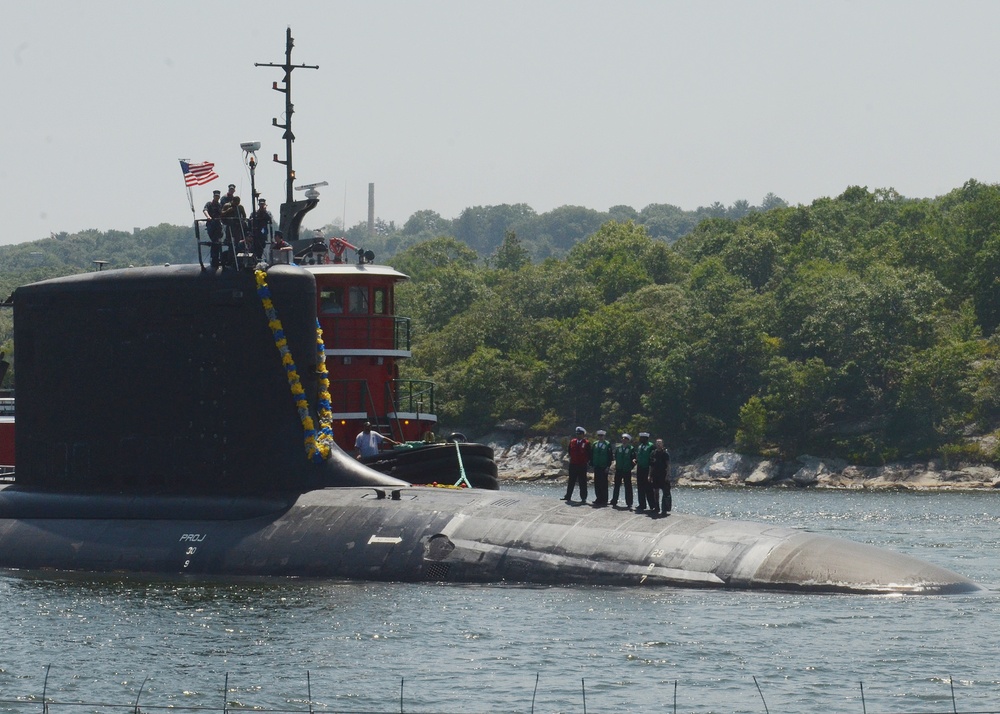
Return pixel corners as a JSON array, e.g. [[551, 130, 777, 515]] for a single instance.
[[321, 316, 411, 352], [387, 379, 435, 417], [327, 379, 433, 419]]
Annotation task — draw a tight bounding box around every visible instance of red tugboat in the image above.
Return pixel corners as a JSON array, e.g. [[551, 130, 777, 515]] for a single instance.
[[295, 236, 499, 489], [0, 353, 12, 476]]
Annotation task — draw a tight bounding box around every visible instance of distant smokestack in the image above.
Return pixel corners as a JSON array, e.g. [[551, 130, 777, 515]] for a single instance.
[[368, 182, 375, 235]]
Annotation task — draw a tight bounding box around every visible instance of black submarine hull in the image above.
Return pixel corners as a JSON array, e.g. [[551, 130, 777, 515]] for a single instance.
[[0, 484, 980, 594]]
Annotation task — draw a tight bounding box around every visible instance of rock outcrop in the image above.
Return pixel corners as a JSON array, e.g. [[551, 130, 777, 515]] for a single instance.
[[485, 437, 1000, 490]]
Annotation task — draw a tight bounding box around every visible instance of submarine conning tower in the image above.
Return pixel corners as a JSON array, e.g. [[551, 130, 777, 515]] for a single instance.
[[12, 264, 404, 495]]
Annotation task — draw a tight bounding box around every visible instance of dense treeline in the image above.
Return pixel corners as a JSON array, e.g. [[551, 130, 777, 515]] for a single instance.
[[3, 182, 1000, 466], [0, 196, 774, 386], [396, 182, 1000, 465], [335, 194, 788, 261], [0, 224, 198, 300]]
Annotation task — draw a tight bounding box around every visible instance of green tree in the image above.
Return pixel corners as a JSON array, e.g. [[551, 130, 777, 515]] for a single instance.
[[759, 356, 834, 455], [489, 230, 530, 272], [391, 236, 479, 281], [566, 221, 685, 303], [453, 204, 537, 255], [735, 395, 768, 454], [720, 225, 780, 291], [401, 210, 451, 237]]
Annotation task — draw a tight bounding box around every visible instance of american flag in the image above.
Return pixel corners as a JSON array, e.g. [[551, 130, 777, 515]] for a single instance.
[[179, 160, 219, 186]]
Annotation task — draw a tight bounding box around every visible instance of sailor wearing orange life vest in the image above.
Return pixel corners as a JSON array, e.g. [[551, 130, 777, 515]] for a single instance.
[[563, 426, 591, 502]]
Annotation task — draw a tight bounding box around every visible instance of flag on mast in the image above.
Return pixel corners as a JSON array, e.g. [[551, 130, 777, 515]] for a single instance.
[[180, 160, 219, 186]]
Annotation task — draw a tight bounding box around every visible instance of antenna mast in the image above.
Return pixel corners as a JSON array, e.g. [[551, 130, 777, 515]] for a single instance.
[[254, 28, 318, 206]]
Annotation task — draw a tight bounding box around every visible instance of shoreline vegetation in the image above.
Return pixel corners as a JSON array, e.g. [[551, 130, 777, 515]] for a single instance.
[[9, 185, 1000, 469], [489, 436, 1000, 490]]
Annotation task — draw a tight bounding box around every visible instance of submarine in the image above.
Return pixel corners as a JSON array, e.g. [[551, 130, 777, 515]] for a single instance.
[[0, 31, 980, 594], [0, 260, 980, 593]]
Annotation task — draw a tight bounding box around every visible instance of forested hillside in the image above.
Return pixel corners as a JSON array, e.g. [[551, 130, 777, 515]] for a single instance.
[[2, 183, 999, 466], [395, 182, 1000, 465], [0, 224, 197, 301], [333, 195, 787, 260], [0, 195, 772, 381]]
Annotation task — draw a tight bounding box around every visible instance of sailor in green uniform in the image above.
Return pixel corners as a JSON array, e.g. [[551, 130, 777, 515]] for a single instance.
[[611, 433, 635, 508], [589, 429, 613, 506]]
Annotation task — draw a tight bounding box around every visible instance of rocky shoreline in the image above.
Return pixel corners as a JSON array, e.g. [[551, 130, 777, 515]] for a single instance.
[[486, 435, 1000, 490]]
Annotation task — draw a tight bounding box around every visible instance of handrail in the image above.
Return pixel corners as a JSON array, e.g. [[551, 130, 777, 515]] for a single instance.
[[386, 379, 435, 416], [193, 219, 243, 270], [319, 316, 411, 351], [326, 378, 433, 442]]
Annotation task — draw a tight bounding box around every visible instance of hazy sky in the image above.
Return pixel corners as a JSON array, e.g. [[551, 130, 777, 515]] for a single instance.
[[3, 1, 1000, 246]]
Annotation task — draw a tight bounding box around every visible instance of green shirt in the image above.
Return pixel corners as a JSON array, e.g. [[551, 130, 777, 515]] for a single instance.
[[614, 443, 635, 470], [635, 442, 654, 468], [591, 439, 613, 468]]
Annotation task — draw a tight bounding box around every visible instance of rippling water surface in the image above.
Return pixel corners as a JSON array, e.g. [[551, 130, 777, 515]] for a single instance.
[[0, 484, 997, 714]]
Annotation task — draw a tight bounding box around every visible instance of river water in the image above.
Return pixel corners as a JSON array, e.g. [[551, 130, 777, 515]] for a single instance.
[[0, 483, 997, 714]]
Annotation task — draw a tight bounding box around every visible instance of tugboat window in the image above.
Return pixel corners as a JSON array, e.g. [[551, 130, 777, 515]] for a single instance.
[[373, 288, 386, 315], [349, 286, 369, 314], [320, 288, 344, 314]]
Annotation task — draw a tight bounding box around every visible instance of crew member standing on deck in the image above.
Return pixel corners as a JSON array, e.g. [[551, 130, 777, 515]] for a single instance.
[[634, 432, 654, 512], [220, 183, 238, 210], [250, 198, 273, 260], [202, 189, 224, 268], [221, 195, 247, 247], [563, 427, 591, 503], [611, 433, 635, 508], [590, 429, 613, 507], [650, 437, 671, 516], [219, 184, 239, 240], [354, 421, 399, 460]]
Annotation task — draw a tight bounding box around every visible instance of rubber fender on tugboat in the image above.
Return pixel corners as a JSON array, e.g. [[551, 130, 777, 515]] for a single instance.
[[358, 453, 399, 471], [389, 454, 499, 481], [390, 442, 495, 467], [389, 459, 500, 490]]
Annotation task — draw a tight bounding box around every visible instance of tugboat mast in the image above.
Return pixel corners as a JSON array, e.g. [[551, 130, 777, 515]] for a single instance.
[[254, 27, 318, 205]]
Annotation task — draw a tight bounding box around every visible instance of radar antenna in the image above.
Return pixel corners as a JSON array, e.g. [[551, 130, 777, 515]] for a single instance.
[[295, 181, 329, 199]]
